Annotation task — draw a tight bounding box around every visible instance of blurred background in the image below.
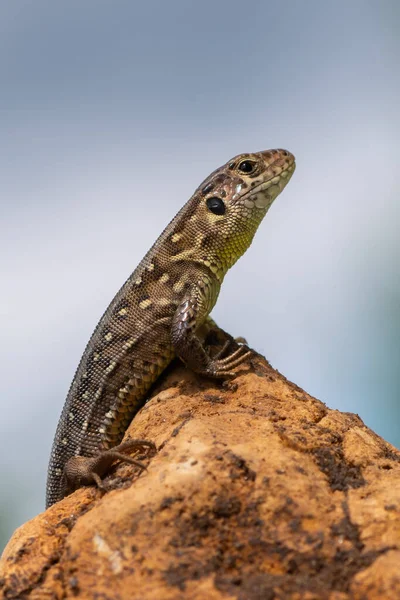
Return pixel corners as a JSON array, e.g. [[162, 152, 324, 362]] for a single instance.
[[1, 0, 399, 551]]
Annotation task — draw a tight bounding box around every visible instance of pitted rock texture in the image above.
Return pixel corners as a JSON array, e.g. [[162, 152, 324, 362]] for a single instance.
[[1, 353, 400, 600]]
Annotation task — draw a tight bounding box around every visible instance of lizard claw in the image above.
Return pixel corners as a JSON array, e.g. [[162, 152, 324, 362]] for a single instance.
[[212, 340, 232, 360], [61, 439, 157, 497], [207, 345, 252, 379]]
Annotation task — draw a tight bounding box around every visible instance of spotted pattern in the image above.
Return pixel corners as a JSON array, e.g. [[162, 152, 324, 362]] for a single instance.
[[46, 148, 295, 508]]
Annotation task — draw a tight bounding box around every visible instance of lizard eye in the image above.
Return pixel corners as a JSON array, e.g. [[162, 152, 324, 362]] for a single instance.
[[206, 196, 226, 215], [238, 160, 256, 174]]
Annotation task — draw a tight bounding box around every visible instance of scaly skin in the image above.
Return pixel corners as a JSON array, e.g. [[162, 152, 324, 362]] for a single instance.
[[46, 148, 296, 507]]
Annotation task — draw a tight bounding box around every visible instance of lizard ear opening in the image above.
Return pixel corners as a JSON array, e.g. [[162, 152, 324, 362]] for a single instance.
[[206, 197, 226, 215]]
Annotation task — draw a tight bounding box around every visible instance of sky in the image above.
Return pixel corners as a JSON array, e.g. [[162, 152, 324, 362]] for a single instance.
[[1, 0, 399, 550]]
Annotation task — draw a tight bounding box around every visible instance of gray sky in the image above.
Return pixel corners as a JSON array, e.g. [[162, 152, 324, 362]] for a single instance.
[[1, 0, 399, 549]]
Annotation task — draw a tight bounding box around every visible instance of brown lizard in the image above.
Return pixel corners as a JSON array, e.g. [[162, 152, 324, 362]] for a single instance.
[[46, 148, 296, 507]]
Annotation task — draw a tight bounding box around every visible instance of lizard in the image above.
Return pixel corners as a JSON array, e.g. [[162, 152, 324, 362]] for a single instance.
[[46, 148, 296, 508]]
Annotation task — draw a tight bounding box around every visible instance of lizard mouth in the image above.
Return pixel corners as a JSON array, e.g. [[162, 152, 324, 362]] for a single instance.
[[240, 159, 296, 210]]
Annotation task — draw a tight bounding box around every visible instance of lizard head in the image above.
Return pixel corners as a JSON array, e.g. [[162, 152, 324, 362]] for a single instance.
[[188, 148, 296, 276]]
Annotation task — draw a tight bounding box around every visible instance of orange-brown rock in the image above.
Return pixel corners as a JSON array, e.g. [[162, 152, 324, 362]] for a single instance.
[[1, 352, 400, 600]]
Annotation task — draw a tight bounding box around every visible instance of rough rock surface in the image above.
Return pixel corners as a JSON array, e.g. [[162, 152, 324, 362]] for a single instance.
[[1, 351, 400, 600]]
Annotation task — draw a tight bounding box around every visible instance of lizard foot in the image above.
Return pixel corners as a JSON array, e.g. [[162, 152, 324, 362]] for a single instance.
[[206, 343, 252, 379], [61, 439, 157, 497]]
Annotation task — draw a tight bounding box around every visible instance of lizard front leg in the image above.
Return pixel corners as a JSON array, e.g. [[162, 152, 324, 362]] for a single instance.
[[171, 291, 251, 379]]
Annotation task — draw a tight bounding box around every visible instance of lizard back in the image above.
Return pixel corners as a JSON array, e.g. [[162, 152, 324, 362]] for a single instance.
[[46, 148, 295, 507]]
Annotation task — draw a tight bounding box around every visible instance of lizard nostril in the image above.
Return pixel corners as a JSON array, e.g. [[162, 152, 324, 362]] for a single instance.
[[202, 183, 214, 194]]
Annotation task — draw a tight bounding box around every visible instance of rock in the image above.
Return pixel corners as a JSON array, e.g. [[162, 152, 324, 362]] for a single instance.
[[1, 352, 400, 600]]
